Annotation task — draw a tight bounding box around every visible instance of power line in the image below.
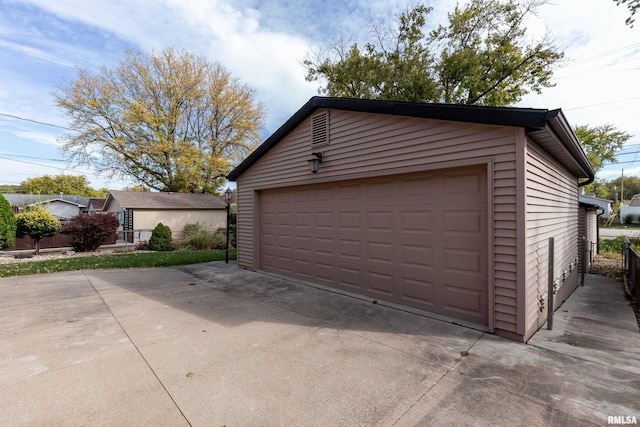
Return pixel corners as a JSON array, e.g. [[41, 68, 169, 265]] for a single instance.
[[0, 155, 84, 174], [564, 96, 640, 111], [0, 112, 73, 131], [563, 42, 640, 66], [0, 152, 67, 163]]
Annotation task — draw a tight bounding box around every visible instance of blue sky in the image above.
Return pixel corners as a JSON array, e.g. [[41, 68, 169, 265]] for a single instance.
[[0, 0, 638, 191]]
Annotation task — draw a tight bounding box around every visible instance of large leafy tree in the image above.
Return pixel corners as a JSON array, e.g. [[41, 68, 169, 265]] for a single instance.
[[20, 174, 103, 197], [304, 0, 562, 105], [15, 206, 61, 255], [56, 47, 264, 193], [574, 125, 631, 173]]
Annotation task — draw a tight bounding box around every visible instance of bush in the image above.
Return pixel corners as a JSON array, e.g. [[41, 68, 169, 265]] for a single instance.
[[624, 214, 636, 224], [0, 194, 15, 249], [60, 213, 119, 252], [179, 223, 226, 250], [599, 236, 625, 254], [15, 206, 61, 254], [148, 223, 173, 251]]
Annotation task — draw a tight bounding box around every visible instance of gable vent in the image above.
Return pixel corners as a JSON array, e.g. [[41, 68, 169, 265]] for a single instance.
[[311, 112, 329, 145]]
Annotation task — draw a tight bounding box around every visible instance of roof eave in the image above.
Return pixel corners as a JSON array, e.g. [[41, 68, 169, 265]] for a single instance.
[[228, 97, 595, 183]]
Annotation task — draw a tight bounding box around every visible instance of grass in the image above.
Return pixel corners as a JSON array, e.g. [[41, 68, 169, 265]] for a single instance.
[[0, 249, 236, 278]]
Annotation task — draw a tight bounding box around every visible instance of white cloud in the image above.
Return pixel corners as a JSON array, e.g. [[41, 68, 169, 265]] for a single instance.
[[1, 0, 639, 189], [13, 131, 60, 146]]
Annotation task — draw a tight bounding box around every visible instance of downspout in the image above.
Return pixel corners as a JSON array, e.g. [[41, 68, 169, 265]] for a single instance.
[[596, 207, 604, 254]]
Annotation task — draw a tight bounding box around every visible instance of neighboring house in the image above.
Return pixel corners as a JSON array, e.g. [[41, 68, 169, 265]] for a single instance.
[[88, 198, 106, 214], [620, 194, 640, 224], [103, 191, 228, 243], [579, 194, 612, 219], [3, 194, 94, 219], [579, 194, 610, 269], [227, 96, 595, 342]]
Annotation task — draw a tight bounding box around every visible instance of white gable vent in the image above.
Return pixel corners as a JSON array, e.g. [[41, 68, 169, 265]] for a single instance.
[[311, 111, 329, 145]]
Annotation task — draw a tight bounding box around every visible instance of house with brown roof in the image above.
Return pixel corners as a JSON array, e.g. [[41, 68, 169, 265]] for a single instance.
[[103, 191, 228, 242], [228, 96, 595, 342]]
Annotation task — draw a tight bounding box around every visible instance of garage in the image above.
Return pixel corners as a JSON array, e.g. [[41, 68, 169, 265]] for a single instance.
[[260, 165, 488, 324], [228, 97, 595, 341]]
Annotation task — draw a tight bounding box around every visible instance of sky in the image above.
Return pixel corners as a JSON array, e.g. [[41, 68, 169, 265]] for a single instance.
[[0, 0, 639, 192]]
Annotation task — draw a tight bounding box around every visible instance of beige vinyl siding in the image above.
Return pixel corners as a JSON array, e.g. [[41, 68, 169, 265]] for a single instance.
[[133, 209, 226, 237], [236, 109, 521, 334], [524, 140, 579, 338]]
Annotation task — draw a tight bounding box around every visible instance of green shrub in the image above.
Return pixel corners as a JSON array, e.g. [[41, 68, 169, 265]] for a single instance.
[[183, 222, 202, 239], [599, 236, 625, 254], [0, 194, 16, 249], [180, 229, 226, 250], [148, 223, 173, 251], [624, 214, 636, 224], [15, 206, 61, 254]]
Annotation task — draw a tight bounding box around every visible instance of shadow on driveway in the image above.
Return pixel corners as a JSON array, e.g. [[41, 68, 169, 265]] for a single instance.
[[0, 263, 637, 426]]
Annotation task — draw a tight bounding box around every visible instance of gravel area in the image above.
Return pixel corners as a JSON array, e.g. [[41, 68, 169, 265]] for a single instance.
[[0, 249, 134, 265]]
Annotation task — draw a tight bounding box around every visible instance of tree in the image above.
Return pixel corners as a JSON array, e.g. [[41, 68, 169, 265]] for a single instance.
[[0, 194, 16, 249], [55, 47, 265, 194], [304, 0, 562, 106], [122, 185, 150, 192], [574, 124, 631, 173], [148, 223, 173, 251], [614, 0, 640, 26], [20, 174, 103, 197], [15, 207, 61, 254], [60, 213, 119, 252]]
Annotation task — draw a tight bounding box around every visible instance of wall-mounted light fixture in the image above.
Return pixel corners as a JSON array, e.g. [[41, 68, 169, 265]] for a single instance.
[[308, 152, 323, 173]]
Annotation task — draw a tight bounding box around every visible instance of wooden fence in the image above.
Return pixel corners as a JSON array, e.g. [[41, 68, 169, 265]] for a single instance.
[[11, 230, 117, 251]]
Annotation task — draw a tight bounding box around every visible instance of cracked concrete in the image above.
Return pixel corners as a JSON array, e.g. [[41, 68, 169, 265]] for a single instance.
[[0, 264, 638, 426]]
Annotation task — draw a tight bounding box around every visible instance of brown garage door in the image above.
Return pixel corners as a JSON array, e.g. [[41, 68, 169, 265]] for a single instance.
[[260, 165, 488, 325]]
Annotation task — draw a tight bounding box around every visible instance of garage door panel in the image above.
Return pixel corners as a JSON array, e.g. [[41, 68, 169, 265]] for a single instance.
[[401, 210, 434, 233], [367, 211, 394, 230], [338, 211, 361, 230], [366, 271, 394, 296], [367, 241, 394, 264], [443, 210, 485, 235], [339, 266, 362, 289], [315, 237, 334, 254], [401, 177, 434, 196], [295, 212, 311, 227], [315, 262, 335, 282], [339, 239, 362, 259], [367, 181, 392, 198], [400, 277, 435, 304], [260, 165, 488, 326], [443, 248, 484, 274], [443, 284, 486, 323], [295, 236, 311, 253], [295, 259, 312, 277], [315, 212, 334, 228]]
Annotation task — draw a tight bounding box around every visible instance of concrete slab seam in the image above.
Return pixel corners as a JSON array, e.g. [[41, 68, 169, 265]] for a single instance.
[[389, 332, 486, 425], [81, 270, 193, 427]]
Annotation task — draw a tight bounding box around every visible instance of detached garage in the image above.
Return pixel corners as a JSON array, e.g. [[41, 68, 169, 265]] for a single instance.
[[227, 97, 594, 342]]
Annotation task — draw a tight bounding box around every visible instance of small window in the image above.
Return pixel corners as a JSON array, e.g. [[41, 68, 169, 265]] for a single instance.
[[311, 111, 329, 145]]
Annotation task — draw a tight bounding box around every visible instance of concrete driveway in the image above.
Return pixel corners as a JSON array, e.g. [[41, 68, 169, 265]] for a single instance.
[[1, 263, 638, 426]]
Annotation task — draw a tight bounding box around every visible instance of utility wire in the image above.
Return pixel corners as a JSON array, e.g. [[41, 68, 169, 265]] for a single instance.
[[0, 112, 73, 130]]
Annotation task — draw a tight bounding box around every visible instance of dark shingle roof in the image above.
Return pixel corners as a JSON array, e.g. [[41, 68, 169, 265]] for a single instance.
[[104, 191, 226, 210], [2, 194, 91, 207], [227, 96, 594, 182]]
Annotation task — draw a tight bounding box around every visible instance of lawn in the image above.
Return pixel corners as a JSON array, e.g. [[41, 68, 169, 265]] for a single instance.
[[0, 250, 236, 278]]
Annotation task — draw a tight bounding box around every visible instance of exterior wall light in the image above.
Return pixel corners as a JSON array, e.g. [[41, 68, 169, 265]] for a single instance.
[[308, 152, 323, 173]]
